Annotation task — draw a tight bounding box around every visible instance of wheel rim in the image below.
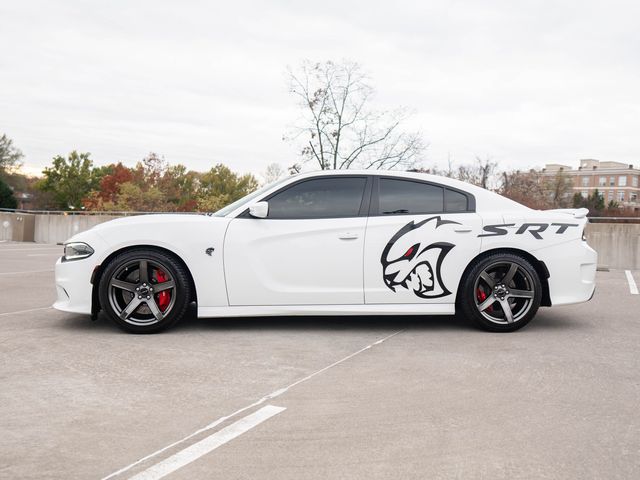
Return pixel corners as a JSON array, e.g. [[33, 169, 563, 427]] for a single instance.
[[473, 260, 535, 325], [107, 258, 177, 326]]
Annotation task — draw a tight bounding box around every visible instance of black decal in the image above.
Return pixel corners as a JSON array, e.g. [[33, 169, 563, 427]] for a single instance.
[[478, 224, 514, 238], [516, 223, 548, 239], [551, 223, 579, 234], [380, 216, 459, 299]]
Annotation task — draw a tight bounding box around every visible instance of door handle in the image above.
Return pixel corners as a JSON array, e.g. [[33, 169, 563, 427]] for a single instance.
[[338, 232, 359, 240], [454, 228, 472, 233]]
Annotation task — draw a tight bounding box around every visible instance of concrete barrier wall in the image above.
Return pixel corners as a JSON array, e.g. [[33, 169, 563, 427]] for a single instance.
[[585, 223, 640, 270], [33, 214, 121, 244], [2, 212, 639, 269]]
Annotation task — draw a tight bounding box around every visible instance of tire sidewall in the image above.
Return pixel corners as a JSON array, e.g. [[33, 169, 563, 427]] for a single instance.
[[459, 253, 542, 332], [98, 249, 190, 333]]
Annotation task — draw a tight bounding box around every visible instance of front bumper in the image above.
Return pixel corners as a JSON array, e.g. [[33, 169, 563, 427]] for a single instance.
[[53, 256, 96, 314]]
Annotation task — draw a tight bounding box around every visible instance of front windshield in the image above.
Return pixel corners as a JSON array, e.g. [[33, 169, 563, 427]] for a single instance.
[[213, 176, 291, 217]]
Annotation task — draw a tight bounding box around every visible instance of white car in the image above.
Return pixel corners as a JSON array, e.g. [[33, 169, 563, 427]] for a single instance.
[[54, 170, 597, 333]]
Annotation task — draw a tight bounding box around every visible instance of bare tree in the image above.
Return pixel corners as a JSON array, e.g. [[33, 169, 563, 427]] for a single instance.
[[262, 163, 286, 184], [455, 156, 498, 189], [0, 134, 24, 172], [286, 60, 425, 171], [542, 171, 573, 208]]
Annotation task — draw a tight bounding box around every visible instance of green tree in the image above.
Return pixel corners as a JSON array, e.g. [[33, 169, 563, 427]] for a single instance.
[[0, 176, 17, 209], [38, 151, 103, 209], [573, 189, 605, 213], [198, 164, 258, 211], [0, 134, 24, 172]]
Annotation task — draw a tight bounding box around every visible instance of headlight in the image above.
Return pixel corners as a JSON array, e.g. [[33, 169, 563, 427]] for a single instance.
[[62, 242, 94, 262]]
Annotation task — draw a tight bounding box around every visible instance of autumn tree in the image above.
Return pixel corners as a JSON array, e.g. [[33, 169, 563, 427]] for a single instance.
[[286, 60, 425, 171], [0, 134, 23, 173], [499, 170, 548, 209], [197, 164, 258, 212], [38, 151, 104, 209]]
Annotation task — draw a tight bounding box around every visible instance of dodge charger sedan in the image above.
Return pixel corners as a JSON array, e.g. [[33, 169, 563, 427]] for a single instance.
[[54, 170, 597, 333]]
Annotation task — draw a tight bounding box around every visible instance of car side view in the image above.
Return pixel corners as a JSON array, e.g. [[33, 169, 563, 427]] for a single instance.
[[54, 170, 597, 333]]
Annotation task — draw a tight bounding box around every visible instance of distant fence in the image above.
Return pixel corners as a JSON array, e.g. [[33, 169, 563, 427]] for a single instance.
[[1, 209, 639, 269]]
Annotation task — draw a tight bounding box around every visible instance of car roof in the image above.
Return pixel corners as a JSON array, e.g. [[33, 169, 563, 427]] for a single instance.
[[292, 169, 493, 195]]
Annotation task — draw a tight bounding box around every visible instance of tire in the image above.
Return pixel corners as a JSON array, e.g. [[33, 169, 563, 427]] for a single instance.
[[98, 249, 192, 333], [458, 252, 542, 332]]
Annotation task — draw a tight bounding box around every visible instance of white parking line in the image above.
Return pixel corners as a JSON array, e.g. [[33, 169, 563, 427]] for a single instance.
[[0, 306, 52, 317], [129, 405, 286, 480], [625, 270, 639, 295], [102, 329, 404, 480], [0, 270, 54, 276]]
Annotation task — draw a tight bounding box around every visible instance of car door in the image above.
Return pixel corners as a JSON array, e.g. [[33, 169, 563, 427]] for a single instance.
[[364, 177, 482, 304], [224, 175, 371, 306]]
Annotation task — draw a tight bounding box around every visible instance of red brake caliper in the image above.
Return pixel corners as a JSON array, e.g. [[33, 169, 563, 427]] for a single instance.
[[477, 288, 493, 312], [155, 269, 171, 312]]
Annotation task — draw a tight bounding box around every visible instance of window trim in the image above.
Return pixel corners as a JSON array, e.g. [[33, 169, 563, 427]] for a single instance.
[[369, 176, 476, 217], [239, 175, 372, 220]]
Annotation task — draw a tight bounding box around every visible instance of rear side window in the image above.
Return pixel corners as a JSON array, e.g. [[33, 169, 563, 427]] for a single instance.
[[267, 177, 367, 219], [445, 188, 468, 212], [379, 178, 443, 215]]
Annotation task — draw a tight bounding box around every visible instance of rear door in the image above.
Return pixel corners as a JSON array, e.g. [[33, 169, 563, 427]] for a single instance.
[[224, 175, 371, 306], [364, 177, 482, 304]]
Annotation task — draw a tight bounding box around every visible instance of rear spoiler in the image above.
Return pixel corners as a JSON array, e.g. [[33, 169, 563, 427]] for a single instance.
[[545, 208, 589, 219]]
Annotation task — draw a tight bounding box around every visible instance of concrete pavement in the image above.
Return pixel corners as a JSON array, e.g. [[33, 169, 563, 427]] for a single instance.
[[0, 242, 638, 479]]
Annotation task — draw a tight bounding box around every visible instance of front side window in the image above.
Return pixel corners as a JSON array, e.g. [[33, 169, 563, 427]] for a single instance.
[[267, 177, 366, 219], [619, 176, 627, 187], [379, 178, 444, 215], [598, 176, 606, 187], [618, 191, 625, 202], [607, 190, 614, 201], [632, 176, 639, 187], [610, 176, 615, 186], [581, 176, 590, 187]]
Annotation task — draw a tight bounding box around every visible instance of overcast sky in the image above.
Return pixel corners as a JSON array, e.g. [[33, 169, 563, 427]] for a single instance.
[[1, 0, 639, 176]]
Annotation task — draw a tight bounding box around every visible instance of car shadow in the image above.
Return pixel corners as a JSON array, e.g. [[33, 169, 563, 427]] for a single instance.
[[58, 303, 587, 334]]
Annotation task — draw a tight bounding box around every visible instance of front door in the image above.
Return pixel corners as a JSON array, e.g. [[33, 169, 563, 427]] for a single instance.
[[225, 176, 370, 306], [364, 177, 482, 304]]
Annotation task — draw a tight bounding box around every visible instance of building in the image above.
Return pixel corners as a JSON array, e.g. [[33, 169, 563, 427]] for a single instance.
[[541, 159, 640, 211]]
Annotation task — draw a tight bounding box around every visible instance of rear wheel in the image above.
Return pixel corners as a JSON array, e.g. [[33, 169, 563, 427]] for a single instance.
[[98, 249, 191, 333], [458, 253, 542, 332]]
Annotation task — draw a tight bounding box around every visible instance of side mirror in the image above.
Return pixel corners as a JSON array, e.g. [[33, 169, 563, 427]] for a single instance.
[[249, 201, 269, 219]]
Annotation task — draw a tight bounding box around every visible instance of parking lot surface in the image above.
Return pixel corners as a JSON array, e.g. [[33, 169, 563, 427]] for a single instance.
[[1, 241, 639, 479]]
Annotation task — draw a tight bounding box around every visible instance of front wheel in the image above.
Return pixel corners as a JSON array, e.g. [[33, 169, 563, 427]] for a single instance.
[[98, 249, 192, 333], [458, 253, 542, 332]]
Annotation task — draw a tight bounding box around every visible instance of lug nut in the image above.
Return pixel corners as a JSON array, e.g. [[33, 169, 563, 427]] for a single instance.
[[146, 296, 150, 299], [138, 295, 141, 299]]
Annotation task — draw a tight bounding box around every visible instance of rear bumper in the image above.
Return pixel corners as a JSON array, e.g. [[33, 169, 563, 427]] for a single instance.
[[536, 240, 597, 306]]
